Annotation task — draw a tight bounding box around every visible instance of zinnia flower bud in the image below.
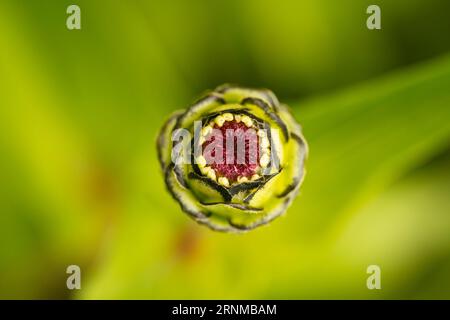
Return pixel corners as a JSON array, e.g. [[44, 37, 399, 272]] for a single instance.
[[157, 85, 307, 232]]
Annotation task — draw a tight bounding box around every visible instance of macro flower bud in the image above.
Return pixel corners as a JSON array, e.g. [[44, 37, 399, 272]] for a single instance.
[[157, 85, 308, 232]]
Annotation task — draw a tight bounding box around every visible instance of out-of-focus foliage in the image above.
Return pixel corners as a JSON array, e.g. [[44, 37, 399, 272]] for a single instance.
[[0, 0, 449, 299]]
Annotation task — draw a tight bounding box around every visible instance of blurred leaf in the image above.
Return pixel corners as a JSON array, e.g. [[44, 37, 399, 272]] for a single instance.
[[292, 53, 450, 238]]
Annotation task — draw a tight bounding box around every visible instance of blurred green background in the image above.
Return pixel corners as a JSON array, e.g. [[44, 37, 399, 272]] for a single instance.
[[0, 0, 449, 299]]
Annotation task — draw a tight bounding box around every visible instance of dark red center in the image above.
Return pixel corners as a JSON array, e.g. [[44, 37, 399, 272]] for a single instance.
[[202, 121, 259, 182]]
